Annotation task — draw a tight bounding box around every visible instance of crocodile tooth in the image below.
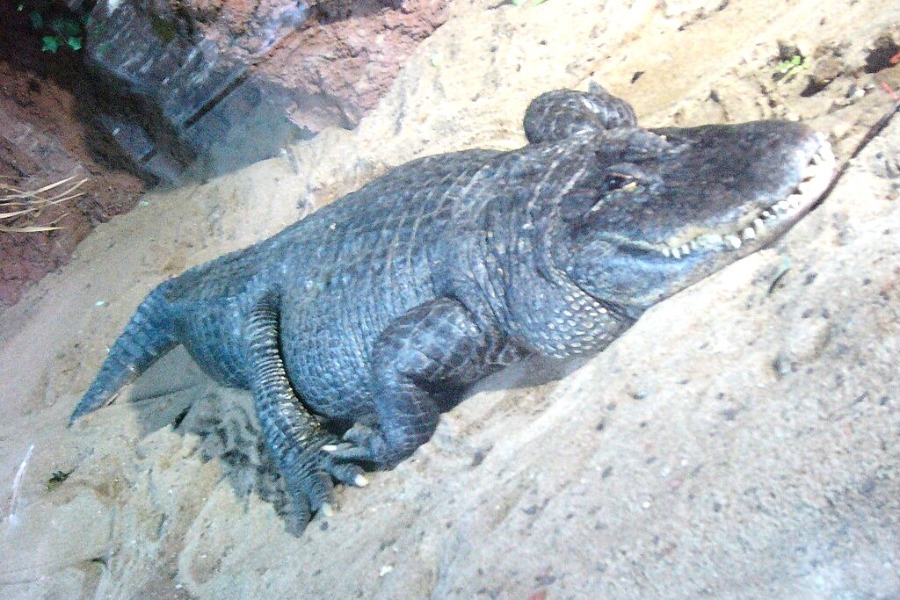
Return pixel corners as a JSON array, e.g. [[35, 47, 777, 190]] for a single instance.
[[671, 246, 682, 259], [701, 233, 724, 247], [725, 234, 742, 250], [762, 210, 774, 220], [810, 142, 831, 165], [818, 142, 835, 165], [753, 218, 765, 232], [662, 247, 672, 257], [680, 243, 691, 255], [689, 240, 700, 252], [742, 227, 756, 241]]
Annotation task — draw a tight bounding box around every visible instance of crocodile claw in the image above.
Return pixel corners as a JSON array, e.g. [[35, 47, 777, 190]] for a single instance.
[[321, 423, 392, 466], [277, 432, 367, 534]]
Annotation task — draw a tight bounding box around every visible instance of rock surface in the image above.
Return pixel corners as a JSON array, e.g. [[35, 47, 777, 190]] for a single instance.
[[1, 0, 899, 598], [82, 0, 448, 181]]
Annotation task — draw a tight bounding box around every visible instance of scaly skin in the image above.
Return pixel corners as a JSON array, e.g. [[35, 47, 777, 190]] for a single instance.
[[71, 85, 836, 534]]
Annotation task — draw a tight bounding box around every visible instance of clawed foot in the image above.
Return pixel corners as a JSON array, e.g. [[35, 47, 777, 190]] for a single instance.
[[278, 424, 405, 535], [324, 423, 396, 466], [278, 431, 369, 535]]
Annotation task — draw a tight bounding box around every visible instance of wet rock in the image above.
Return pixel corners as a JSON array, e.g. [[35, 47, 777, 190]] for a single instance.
[[82, 0, 448, 182]]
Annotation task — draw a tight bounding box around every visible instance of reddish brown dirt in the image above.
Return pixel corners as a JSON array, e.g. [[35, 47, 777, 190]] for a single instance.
[[261, 0, 449, 130], [0, 3, 146, 308], [172, 0, 449, 131]]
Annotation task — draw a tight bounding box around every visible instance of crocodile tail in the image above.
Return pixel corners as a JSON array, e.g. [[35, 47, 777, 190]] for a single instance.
[[69, 281, 178, 424]]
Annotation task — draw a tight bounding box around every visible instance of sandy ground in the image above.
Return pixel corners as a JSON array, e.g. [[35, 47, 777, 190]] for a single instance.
[[1, 0, 899, 598]]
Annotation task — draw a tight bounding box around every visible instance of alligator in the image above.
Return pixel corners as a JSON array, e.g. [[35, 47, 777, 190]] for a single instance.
[[70, 85, 836, 534]]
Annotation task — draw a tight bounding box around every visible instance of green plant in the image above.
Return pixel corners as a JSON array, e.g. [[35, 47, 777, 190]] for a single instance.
[[47, 469, 73, 491], [16, 0, 88, 53], [775, 54, 808, 81]]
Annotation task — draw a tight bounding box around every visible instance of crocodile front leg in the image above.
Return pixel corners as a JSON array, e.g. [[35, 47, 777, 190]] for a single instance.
[[333, 297, 521, 467], [244, 291, 365, 534]]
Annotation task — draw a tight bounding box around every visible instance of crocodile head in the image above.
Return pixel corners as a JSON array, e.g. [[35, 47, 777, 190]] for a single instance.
[[554, 120, 835, 313]]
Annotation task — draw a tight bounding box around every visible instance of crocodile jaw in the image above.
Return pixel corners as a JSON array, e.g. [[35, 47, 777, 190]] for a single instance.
[[654, 135, 835, 260], [559, 127, 837, 311]]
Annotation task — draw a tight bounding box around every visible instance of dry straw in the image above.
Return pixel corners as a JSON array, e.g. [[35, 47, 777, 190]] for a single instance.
[[0, 175, 87, 233]]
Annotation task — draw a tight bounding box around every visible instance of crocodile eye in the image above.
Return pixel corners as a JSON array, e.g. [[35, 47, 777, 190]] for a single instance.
[[591, 174, 639, 213], [602, 172, 639, 193]]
